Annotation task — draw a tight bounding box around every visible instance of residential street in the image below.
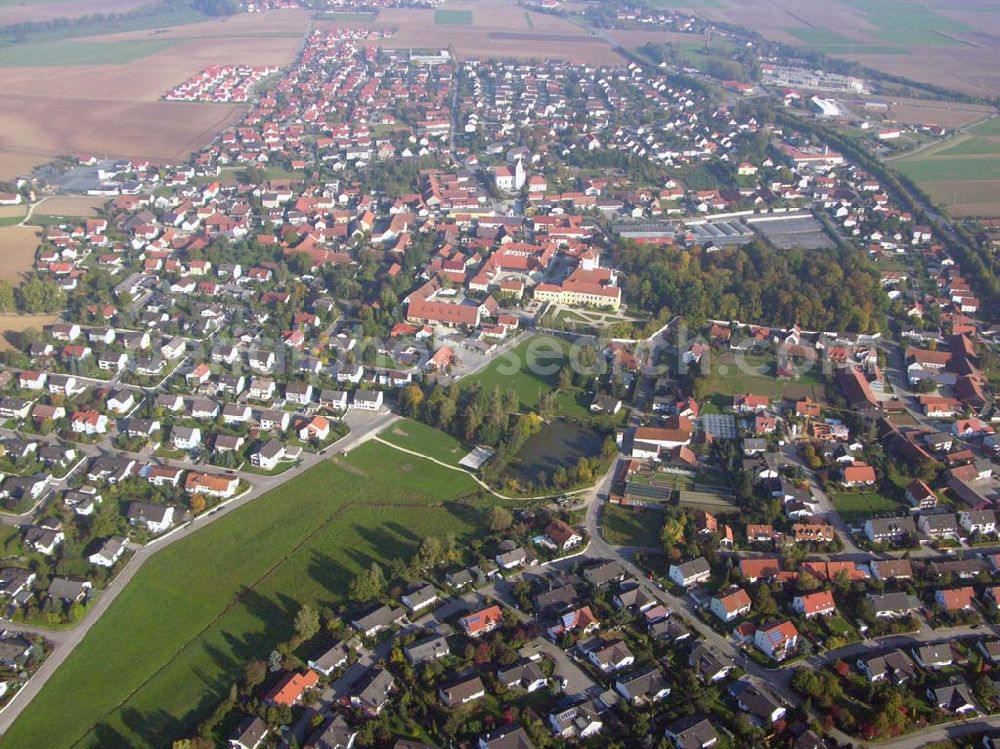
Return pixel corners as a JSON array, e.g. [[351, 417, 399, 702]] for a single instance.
[[562, 461, 1000, 745]]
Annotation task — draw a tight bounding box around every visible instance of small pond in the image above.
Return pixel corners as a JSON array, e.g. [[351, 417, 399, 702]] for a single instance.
[[507, 418, 603, 485]]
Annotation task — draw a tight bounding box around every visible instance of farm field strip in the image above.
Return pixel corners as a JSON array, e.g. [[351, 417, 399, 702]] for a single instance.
[[0, 442, 493, 749]]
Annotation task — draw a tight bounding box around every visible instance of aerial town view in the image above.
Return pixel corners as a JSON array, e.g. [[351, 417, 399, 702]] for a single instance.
[[0, 0, 999, 747]]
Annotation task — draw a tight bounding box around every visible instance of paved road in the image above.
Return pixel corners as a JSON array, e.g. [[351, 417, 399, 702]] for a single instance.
[[0, 409, 399, 735], [780, 444, 863, 555]]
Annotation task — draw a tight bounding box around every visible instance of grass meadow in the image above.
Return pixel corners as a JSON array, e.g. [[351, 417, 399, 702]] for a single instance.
[[0, 442, 498, 749]]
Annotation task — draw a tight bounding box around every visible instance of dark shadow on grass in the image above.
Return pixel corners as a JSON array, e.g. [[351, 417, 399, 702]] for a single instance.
[[384, 520, 422, 545], [354, 522, 422, 563], [442, 500, 488, 531], [307, 550, 352, 606], [90, 722, 134, 749], [120, 707, 185, 749]]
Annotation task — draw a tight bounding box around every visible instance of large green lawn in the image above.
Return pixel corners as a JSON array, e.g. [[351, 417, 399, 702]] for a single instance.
[[896, 154, 1000, 183], [379, 417, 467, 464], [465, 336, 592, 419], [831, 491, 905, 522], [600, 504, 663, 548], [700, 352, 827, 408], [1, 443, 494, 749], [0, 39, 177, 66]]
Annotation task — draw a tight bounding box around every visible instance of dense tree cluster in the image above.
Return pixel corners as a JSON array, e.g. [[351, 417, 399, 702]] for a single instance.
[[191, 0, 239, 15], [614, 239, 888, 333]]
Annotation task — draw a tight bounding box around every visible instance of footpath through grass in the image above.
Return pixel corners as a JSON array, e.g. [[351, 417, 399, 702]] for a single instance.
[[0, 442, 494, 749], [379, 417, 467, 465]]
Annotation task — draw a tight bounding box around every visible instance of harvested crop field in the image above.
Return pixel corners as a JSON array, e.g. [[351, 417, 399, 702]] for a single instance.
[[358, 1, 624, 63], [843, 97, 996, 130], [0, 10, 310, 178], [0, 314, 58, 350], [34, 195, 107, 217], [0, 225, 39, 284], [0, 96, 246, 177], [921, 181, 1000, 219], [678, 0, 1000, 96]]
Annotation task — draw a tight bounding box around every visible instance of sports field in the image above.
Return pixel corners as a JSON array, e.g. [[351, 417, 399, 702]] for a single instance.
[[0, 442, 497, 749]]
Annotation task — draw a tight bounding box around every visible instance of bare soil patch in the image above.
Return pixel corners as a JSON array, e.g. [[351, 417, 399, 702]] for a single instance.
[[842, 96, 995, 129], [923, 180, 1000, 218], [34, 195, 107, 217], [0, 225, 39, 283], [0, 313, 58, 351]]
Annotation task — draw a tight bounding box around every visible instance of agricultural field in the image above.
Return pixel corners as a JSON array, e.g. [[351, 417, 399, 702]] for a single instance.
[[0, 38, 177, 66], [0, 0, 156, 27], [0, 225, 39, 284], [33, 195, 107, 217], [0, 9, 310, 179], [851, 98, 997, 130], [971, 118, 1000, 137], [315, 10, 377, 23], [896, 130, 1000, 217], [896, 156, 1000, 183], [935, 138, 1000, 157], [434, 9, 472, 25], [671, 0, 1000, 96], [921, 181, 1000, 219], [0, 442, 500, 749], [890, 115, 1000, 217], [361, 1, 624, 64], [0, 204, 25, 222], [830, 491, 905, 522], [379, 418, 468, 465]]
